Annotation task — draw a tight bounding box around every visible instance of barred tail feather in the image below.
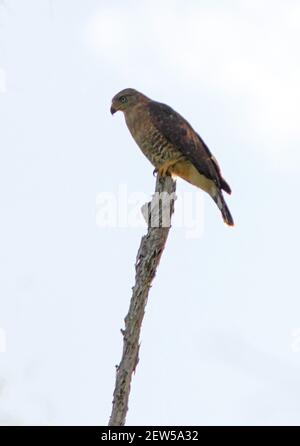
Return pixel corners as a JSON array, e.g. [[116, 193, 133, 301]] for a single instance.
[[214, 191, 234, 227]]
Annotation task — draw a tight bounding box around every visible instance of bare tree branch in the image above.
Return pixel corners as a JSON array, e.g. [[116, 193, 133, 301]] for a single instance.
[[108, 175, 176, 426]]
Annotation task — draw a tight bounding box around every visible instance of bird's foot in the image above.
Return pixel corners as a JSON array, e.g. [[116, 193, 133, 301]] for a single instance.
[[157, 163, 171, 177]]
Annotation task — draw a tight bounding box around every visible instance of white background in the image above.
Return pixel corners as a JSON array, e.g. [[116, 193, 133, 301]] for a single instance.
[[1, 0, 300, 425]]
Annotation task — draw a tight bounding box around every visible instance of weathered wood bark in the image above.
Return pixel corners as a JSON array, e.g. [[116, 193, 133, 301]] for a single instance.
[[108, 175, 176, 426]]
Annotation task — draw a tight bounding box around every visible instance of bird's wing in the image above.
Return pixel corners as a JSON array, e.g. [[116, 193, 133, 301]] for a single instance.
[[148, 101, 231, 194]]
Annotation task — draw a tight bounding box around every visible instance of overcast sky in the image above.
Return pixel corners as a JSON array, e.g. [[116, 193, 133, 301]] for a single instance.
[[1, 0, 300, 425]]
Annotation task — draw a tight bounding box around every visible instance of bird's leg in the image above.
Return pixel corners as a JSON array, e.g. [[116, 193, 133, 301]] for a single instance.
[[157, 161, 174, 178]]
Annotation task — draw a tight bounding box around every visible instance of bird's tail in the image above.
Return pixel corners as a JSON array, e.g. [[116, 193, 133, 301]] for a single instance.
[[213, 191, 234, 227]]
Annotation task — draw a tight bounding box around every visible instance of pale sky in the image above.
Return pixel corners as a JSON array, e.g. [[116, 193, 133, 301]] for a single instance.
[[1, 0, 300, 425]]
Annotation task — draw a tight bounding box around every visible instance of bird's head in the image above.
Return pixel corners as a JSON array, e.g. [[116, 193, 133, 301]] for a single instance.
[[110, 88, 148, 115]]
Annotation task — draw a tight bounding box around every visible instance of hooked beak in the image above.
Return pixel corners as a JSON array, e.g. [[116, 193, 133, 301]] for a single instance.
[[110, 104, 117, 115]]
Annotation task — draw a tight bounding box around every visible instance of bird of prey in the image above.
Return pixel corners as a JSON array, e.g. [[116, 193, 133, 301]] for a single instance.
[[110, 88, 234, 226]]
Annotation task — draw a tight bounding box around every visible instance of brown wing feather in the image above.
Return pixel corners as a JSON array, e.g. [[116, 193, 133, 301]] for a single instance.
[[148, 101, 231, 194]]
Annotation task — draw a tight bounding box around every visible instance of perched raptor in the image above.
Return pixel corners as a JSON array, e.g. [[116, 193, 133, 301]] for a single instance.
[[110, 88, 234, 226]]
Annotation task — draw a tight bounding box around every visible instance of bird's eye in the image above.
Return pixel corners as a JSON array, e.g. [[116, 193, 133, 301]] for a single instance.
[[119, 96, 127, 103]]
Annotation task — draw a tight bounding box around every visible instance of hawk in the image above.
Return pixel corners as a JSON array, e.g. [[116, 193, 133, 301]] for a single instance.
[[110, 88, 234, 226]]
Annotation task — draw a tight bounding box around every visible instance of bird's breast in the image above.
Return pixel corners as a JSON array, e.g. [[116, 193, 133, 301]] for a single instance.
[[125, 108, 179, 167]]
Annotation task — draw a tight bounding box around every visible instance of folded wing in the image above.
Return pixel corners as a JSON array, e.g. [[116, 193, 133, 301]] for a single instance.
[[148, 101, 231, 194]]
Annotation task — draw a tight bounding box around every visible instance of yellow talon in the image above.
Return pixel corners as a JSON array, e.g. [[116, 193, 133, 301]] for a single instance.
[[157, 161, 173, 177]]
